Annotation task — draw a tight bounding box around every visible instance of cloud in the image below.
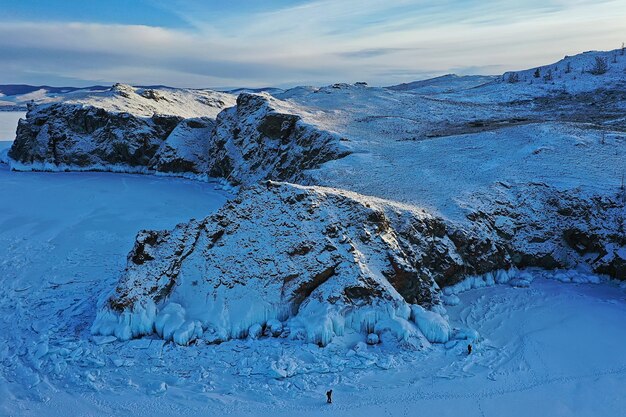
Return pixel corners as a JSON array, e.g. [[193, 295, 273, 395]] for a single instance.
[[337, 47, 421, 59], [0, 0, 625, 87]]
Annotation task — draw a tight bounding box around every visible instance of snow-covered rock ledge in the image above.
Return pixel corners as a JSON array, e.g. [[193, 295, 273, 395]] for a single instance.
[[92, 181, 511, 347]]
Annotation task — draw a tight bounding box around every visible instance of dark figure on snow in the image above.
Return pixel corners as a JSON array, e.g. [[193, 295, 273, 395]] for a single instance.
[[326, 389, 333, 404], [467, 344, 472, 355]]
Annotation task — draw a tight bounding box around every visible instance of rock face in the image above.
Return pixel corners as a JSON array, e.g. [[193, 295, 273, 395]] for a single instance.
[[207, 93, 350, 185], [472, 184, 626, 279], [149, 117, 215, 174], [7, 84, 236, 174], [9, 103, 182, 171], [91, 182, 511, 346]]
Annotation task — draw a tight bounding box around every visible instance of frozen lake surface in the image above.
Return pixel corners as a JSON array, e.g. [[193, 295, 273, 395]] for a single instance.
[[0, 111, 25, 141]]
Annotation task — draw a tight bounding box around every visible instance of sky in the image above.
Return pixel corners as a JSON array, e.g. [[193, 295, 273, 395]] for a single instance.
[[0, 0, 625, 89]]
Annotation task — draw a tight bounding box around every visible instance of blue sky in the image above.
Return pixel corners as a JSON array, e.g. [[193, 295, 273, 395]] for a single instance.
[[0, 0, 624, 88]]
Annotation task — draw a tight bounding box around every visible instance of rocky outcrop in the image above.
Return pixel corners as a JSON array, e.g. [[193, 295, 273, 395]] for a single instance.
[[92, 182, 511, 346], [7, 84, 237, 174], [8, 89, 351, 182], [9, 102, 182, 170], [207, 93, 350, 185], [471, 184, 626, 280], [149, 117, 215, 174]]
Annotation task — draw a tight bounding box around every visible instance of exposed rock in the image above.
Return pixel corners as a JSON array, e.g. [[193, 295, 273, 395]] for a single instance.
[[7, 84, 236, 174], [9, 103, 182, 170], [207, 93, 350, 185], [149, 117, 215, 174], [473, 184, 626, 279], [92, 182, 511, 346], [9, 104, 219, 175]]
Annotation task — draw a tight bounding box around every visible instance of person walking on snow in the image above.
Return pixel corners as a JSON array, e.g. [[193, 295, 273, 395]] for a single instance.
[[326, 389, 333, 404]]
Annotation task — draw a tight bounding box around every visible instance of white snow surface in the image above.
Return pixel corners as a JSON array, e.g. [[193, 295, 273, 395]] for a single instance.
[[386, 74, 496, 94], [0, 111, 25, 141], [3, 84, 236, 119], [59, 84, 236, 118]]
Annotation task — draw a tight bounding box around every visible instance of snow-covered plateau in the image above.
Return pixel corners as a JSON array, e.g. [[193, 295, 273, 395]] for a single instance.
[[1, 48, 626, 416]]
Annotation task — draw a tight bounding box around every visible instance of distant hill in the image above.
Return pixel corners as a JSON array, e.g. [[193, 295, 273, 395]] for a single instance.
[[223, 87, 284, 95], [0, 84, 109, 97], [0, 84, 253, 111], [386, 74, 496, 94]]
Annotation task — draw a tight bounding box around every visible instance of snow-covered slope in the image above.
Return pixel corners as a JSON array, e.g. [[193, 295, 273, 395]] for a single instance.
[[386, 74, 496, 94], [275, 88, 625, 222], [0, 84, 109, 111], [439, 48, 626, 103], [92, 181, 511, 346], [501, 48, 626, 93], [0, 83, 234, 114], [60, 83, 235, 119]]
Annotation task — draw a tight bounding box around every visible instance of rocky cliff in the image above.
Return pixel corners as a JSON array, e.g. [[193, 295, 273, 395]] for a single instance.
[[475, 184, 626, 279], [9, 102, 182, 171], [8, 84, 237, 174], [206, 93, 350, 185], [92, 181, 511, 346], [8, 88, 350, 183]]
